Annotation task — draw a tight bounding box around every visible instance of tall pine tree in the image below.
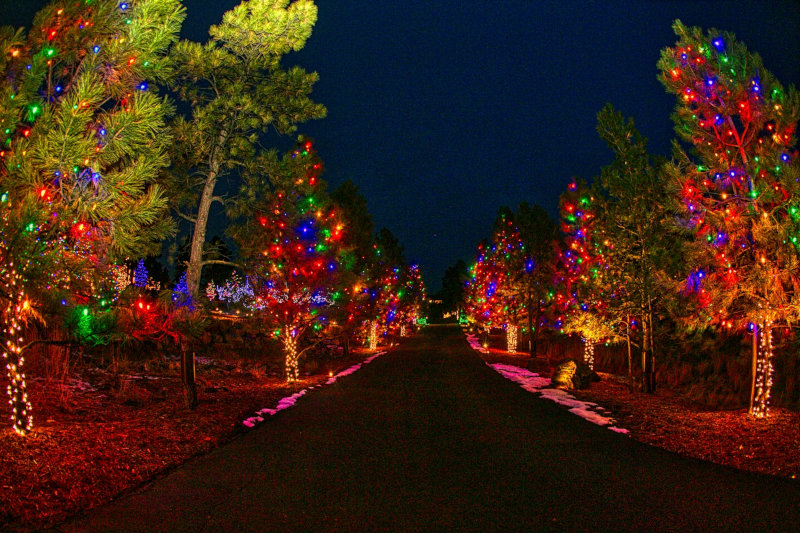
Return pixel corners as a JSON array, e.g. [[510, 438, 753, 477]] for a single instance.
[[168, 0, 326, 301], [659, 21, 800, 416], [595, 103, 676, 392], [0, 0, 184, 434]]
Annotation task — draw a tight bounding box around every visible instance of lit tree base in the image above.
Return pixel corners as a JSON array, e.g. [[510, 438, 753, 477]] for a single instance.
[[4, 293, 33, 436], [284, 329, 299, 383], [368, 321, 379, 351], [506, 324, 518, 353], [751, 322, 774, 419], [583, 337, 595, 371]]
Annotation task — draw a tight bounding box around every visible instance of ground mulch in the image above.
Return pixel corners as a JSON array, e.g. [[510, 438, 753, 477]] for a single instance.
[[480, 346, 800, 481], [0, 351, 371, 530]]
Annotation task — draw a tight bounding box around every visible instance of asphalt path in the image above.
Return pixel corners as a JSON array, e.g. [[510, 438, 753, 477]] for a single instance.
[[59, 324, 800, 532]]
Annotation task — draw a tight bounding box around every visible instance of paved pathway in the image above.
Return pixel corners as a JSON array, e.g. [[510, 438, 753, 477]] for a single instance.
[[60, 325, 800, 532]]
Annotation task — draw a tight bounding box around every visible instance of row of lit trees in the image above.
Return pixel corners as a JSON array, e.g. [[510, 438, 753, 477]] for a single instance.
[[0, 0, 425, 435], [465, 21, 799, 419]]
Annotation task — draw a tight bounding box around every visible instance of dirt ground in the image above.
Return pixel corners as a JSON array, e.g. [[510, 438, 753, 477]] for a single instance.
[[0, 349, 372, 530]]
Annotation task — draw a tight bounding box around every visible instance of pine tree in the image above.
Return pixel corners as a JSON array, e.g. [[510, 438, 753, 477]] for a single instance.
[[555, 180, 616, 369], [371, 228, 407, 343], [231, 139, 345, 381], [658, 21, 800, 416], [0, 0, 184, 434], [595, 103, 676, 392], [464, 210, 526, 352], [329, 179, 374, 355], [508, 202, 557, 355], [168, 0, 326, 301], [398, 263, 426, 335], [439, 259, 469, 316]]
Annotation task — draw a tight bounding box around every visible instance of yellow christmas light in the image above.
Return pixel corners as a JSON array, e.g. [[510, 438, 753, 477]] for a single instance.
[[752, 320, 774, 419], [284, 326, 299, 382], [583, 337, 595, 370], [506, 324, 518, 353]]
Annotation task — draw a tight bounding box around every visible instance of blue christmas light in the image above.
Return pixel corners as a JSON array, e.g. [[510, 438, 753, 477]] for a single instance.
[[711, 37, 725, 52], [525, 259, 534, 273]]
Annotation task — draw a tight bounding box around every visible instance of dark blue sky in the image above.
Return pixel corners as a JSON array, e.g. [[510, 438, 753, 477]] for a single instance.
[[2, 1, 800, 291]]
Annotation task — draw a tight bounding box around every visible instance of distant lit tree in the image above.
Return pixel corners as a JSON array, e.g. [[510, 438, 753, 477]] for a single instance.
[[554, 180, 616, 369], [231, 140, 346, 381]]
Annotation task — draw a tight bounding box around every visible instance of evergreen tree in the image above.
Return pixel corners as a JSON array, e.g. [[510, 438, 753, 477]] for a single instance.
[[464, 238, 501, 345], [555, 180, 616, 369], [510, 202, 557, 355], [231, 139, 345, 381], [438, 259, 469, 316], [371, 228, 407, 341], [658, 21, 800, 416], [0, 0, 184, 434], [167, 0, 326, 301], [595, 103, 676, 392], [464, 210, 526, 352], [329, 179, 374, 355], [397, 263, 426, 335]]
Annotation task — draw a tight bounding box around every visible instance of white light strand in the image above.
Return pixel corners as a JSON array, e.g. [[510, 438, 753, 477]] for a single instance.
[[400, 324, 407, 337], [752, 320, 774, 419], [583, 337, 595, 370], [2, 261, 32, 435], [284, 326, 299, 382], [506, 324, 518, 353], [368, 321, 379, 351]]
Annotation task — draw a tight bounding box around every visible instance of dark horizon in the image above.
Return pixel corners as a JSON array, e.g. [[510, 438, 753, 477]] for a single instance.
[[2, 1, 799, 292]]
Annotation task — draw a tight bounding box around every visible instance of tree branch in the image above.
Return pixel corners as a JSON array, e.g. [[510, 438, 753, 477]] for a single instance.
[[202, 259, 241, 269], [176, 211, 197, 224]]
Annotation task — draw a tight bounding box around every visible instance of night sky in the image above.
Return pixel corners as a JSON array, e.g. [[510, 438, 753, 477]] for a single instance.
[[2, 1, 799, 291]]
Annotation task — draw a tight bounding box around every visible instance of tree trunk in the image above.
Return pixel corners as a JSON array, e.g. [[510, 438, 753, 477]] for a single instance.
[[529, 299, 542, 357], [751, 321, 775, 418], [5, 294, 33, 435], [626, 313, 633, 393], [583, 337, 595, 370], [526, 292, 534, 356], [284, 327, 299, 382], [186, 126, 230, 301], [646, 303, 656, 392], [506, 324, 518, 353], [640, 307, 652, 393], [180, 344, 197, 410], [341, 333, 350, 359], [749, 325, 757, 414]]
